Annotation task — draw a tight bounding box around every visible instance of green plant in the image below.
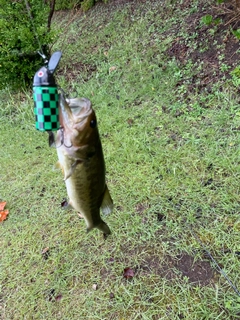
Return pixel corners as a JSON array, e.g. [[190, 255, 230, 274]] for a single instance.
[[80, 0, 108, 11], [231, 28, 240, 40], [55, 0, 108, 11], [1, 1, 240, 319], [201, 14, 222, 26], [220, 63, 230, 72], [55, 0, 79, 10], [81, 0, 95, 11], [231, 65, 240, 86], [225, 298, 240, 313], [0, 0, 56, 89], [201, 14, 213, 26]]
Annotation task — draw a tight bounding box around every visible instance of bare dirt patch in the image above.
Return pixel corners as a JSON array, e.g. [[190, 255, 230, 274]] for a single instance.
[[58, 61, 97, 84], [167, 0, 240, 92], [140, 252, 216, 286]]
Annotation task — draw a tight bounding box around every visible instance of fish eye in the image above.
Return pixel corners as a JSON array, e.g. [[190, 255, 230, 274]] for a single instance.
[[90, 119, 97, 128]]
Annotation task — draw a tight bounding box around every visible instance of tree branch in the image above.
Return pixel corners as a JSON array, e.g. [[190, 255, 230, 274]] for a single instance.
[[47, 0, 56, 32]]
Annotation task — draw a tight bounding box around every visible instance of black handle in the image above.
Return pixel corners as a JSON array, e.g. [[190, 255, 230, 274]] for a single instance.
[[48, 51, 62, 74]]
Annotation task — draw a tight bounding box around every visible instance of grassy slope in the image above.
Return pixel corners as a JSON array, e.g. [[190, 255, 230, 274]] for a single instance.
[[1, 0, 240, 319]]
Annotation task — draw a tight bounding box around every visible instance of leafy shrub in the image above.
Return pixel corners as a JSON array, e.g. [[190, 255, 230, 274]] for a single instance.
[[0, 0, 56, 89], [55, 0, 108, 11], [55, 0, 80, 10], [81, 0, 108, 11], [81, 0, 95, 11]]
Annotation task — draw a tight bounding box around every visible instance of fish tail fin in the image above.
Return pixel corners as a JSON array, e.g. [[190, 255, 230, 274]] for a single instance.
[[86, 220, 111, 235], [101, 185, 113, 215], [97, 221, 111, 235]]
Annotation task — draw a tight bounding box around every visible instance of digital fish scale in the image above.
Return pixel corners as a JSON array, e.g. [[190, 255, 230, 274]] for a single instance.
[[33, 51, 62, 131]]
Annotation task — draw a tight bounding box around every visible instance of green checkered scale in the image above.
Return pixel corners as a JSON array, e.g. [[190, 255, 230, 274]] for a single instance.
[[33, 87, 60, 131]]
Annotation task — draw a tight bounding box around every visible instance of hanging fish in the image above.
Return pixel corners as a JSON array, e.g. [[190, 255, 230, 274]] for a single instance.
[[56, 94, 113, 235]]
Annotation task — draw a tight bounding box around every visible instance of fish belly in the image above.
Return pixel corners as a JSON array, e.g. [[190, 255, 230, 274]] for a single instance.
[[60, 148, 111, 234]]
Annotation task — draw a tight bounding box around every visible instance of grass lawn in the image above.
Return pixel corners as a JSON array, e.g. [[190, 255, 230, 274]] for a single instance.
[[1, 0, 240, 319]]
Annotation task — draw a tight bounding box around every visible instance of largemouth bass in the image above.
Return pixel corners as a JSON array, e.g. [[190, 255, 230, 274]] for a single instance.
[[56, 94, 113, 234]]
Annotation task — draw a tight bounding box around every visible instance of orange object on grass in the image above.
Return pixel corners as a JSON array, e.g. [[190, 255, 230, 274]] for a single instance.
[[0, 201, 9, 222]]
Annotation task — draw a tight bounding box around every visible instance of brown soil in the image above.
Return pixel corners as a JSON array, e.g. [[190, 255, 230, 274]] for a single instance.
[[57, 0, 240, 91], [58, 0, 239, 284], [167, 0, 240, 94], [140, 252, 215, 286], [100, 0, 240, 88]]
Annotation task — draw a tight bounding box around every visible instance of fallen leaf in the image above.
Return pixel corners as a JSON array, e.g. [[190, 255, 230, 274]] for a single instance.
[[41, 247, 49, 254], [109, 292, 115, 299], [55, 294, 63, 302], [0, 201, 7, 211], [92, 283, 98, 290], [109, 66, 117, 72], [0, 210, 9, 222], [0, 201, 9, 222], [41, 247, 50, 260], [127, 118, 134, 126], [123, 267, 135, 279]]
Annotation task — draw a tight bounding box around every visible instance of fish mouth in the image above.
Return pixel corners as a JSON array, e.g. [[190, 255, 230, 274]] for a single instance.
[[69, 105, 79, 110], [59, 95, 92, 128], [67, 98, 92, 119]]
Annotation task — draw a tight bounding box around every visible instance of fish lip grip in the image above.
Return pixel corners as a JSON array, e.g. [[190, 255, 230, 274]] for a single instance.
[[33, 51, 62, 131]]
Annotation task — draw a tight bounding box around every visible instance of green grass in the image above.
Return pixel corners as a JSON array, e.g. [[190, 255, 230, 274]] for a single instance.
[[1, 0, 240, 319]]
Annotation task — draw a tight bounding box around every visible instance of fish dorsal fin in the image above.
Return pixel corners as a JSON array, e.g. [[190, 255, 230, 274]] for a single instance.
[[101, 185, 113, 215]]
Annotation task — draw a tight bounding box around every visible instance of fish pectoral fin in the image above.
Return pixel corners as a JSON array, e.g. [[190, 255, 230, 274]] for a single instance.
[[101, 185, 113, 215], [53, 161, 64, 175], [55, 161, 62, 170], [64, 168, 73, 181], [64, 159, 83, 181]]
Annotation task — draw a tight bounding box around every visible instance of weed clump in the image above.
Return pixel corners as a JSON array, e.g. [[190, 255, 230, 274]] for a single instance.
[[0, 0, 55, 89]]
